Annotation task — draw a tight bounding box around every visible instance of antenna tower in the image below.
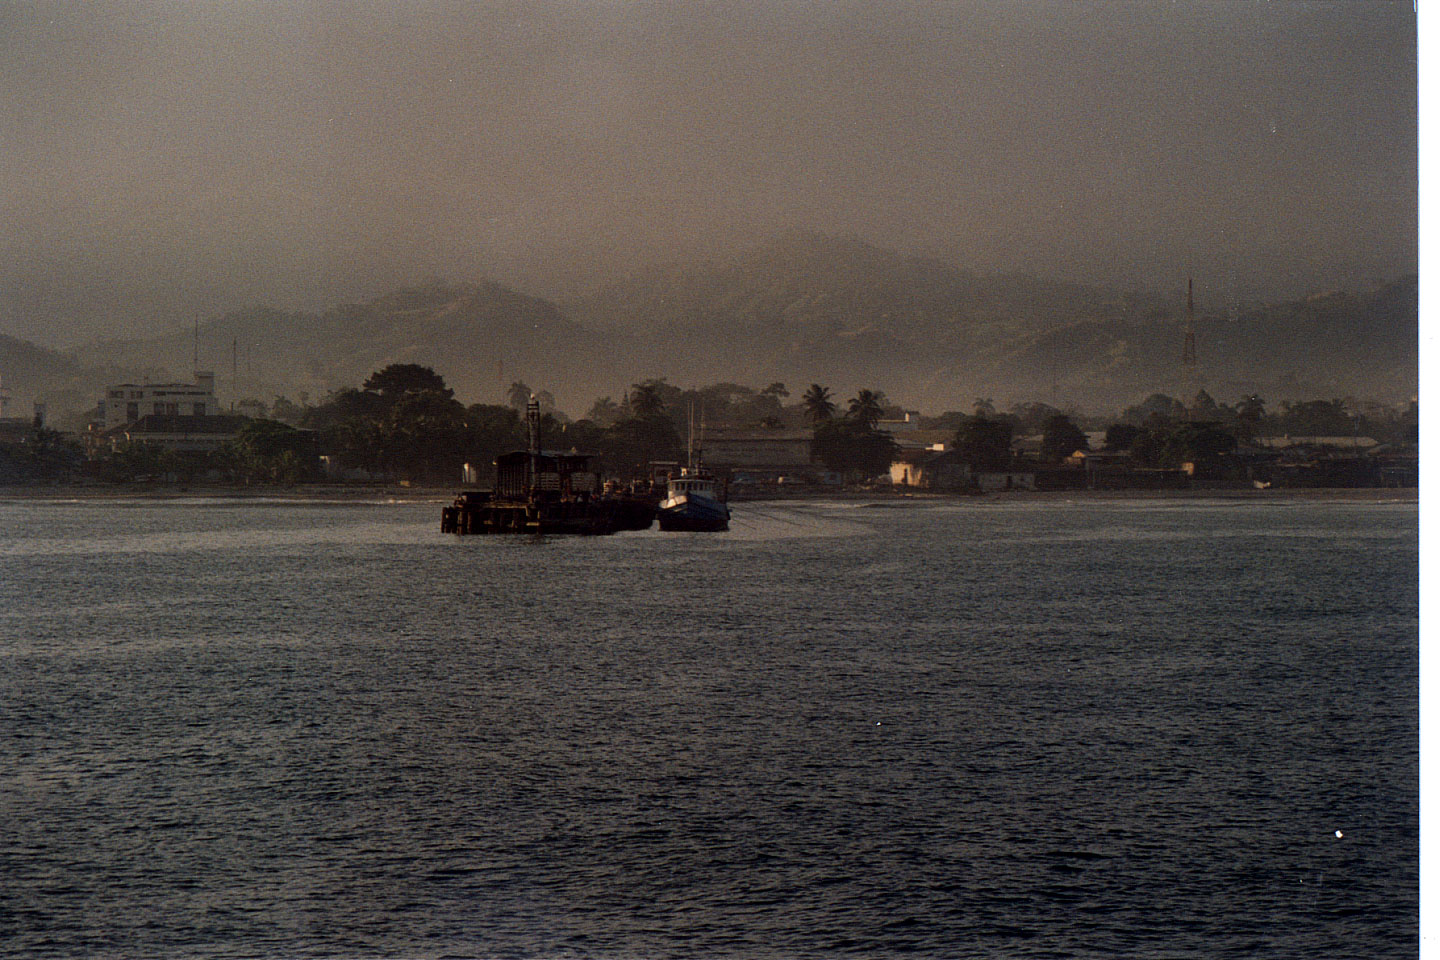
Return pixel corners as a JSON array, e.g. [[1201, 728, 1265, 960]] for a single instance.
[[1181, 277, 1197, 368]]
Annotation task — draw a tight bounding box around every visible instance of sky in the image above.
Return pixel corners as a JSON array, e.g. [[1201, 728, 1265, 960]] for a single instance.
[[0, 0, 1418, 347]]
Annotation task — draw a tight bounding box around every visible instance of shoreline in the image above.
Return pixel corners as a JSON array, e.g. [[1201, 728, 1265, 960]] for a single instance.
[[0, 483, 1416, 504]]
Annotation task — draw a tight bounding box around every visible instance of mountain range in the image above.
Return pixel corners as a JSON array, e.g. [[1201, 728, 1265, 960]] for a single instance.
[[3, 233, 1417, 426]]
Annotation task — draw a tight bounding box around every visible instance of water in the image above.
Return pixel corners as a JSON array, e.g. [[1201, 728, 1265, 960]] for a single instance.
[[0, 496, 1418, 957]]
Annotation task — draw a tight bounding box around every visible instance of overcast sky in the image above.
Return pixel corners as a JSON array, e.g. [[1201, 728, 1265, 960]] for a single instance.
[[0, 0, 1418, 346]]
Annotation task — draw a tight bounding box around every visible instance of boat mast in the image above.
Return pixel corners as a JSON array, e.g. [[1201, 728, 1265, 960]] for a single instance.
[[697, 403, 706, 473], [687, 401, 695, 473]]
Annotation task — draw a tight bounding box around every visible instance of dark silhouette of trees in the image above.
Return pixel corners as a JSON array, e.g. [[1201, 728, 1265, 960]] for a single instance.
[[0, 426, 83, 482], [1009, 400, 1064, 433], [1130, 421, 1237, 468], [507, 381, 532, 411], [954, 416, 1015, 472], [847, 389, 886, 429], [379, 389, 468, 482], [364, 363, 453, 401], [585, 396, 624, 426], [225, 419, 319, 484], [802, 384, 836, 424], [760, 382, 789, 401], [1189, 389, 1221, 420], [1122, 393, 1187, 424], [1103, 422, 1140, 451], [629, 380, 667, 419], [812, 419, 898, 481], [600, 415, 684, 477], [1236, 394, 1267, 423], [1041, 414, 1089, 461], [1276, 399, 1353, 436]]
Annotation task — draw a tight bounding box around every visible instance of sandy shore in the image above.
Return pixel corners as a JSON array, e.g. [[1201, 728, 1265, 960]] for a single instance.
[[0, 483, 1415, 504], [0, 483, 459, 502]]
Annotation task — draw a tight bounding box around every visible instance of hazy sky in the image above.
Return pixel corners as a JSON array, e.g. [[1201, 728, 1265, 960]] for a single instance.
[[0, 0, 1418, 346]]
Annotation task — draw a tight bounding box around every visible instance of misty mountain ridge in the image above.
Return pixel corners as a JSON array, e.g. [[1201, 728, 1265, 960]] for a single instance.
[[68, 280, 640, 414], [568, 231, 1172, 344], [12, 233, 1419, 423]]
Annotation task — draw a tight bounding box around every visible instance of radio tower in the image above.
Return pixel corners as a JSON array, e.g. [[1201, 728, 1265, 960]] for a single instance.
[[1181, 277, 1198, 368]]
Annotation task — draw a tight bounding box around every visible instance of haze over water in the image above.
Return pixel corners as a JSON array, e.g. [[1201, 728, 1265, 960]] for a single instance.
[[0, 496, 1417, 957]]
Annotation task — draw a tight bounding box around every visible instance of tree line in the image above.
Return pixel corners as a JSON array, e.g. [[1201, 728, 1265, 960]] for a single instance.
[[0, 365, 1417, 485]]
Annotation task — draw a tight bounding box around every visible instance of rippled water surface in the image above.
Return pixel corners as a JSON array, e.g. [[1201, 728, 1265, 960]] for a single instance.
[[0, 496, 1418, 957]]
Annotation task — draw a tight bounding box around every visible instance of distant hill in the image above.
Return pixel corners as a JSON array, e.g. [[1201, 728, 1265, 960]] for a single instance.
[[568, 231, 1170, 357], [25, 234, 1419, 423], [71, 281, 642, 413], [0, 334, 92, 420]]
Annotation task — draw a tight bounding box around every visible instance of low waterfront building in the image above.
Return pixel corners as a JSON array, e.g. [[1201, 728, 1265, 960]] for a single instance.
[[701, 427, 814, 480], [876, 411, 923, 432], [1067, 449, 1134, 489], [975, 470, 1036, 492], [890, 447, 971, 490], [1252, 435, 1379, 452], [100, 414, 249, 453]]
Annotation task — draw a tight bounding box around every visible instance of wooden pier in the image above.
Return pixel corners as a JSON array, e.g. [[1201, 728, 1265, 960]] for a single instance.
[[441, 397, 656, 536]]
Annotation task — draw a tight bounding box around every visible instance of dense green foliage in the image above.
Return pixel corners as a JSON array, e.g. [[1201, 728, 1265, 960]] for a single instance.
[[812, 418, 899, 481], [953, 416, 1015, 472], [0, 427, 83, 482], [1040, 414, 1089, 461], [10, 353, 1418, 487]]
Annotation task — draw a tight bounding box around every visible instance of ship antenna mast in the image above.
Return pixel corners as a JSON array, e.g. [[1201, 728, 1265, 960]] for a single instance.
[[527, 394, 541, 497], [1182, 276, 1197, 368]]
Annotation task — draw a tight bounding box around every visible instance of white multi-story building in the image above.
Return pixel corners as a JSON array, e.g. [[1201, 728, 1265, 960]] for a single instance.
[[99, 372, 219, 429]]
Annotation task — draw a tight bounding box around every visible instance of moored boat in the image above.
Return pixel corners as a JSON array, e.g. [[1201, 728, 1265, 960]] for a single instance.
[[657, 468, 730, 531], [656, 404, 730, 532]]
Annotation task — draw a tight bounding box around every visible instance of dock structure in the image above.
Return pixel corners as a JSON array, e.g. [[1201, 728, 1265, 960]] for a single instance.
[[441, 396, 655, 535]]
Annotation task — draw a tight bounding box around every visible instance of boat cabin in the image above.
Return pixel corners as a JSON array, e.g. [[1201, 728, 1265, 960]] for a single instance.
[[668, 474, 716, 496]]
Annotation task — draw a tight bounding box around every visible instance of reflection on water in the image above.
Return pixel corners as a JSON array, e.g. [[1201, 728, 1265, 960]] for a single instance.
[[0, 497, 1418, 958]]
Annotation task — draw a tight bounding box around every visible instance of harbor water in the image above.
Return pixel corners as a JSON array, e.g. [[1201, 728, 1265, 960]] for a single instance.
[[0, 496, 1418, 957]]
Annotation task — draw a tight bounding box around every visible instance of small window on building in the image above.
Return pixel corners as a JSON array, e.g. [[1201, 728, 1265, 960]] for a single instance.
[[192, 403, 206, 416], [126, 403, 139, 421]]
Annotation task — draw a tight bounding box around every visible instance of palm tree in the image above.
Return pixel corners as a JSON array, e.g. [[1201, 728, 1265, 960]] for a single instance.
[[586, 396, 622, 425], [760, 382, 790, 400], [802, 384, 836, 424], [847, 389, 885, 429], [629, 381, 665, 418], [973, 397, 996, 417], [507, 381, 532, 411]]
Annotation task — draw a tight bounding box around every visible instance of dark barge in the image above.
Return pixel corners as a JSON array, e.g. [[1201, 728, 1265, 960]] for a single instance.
[[441, 397, 656, 536]]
